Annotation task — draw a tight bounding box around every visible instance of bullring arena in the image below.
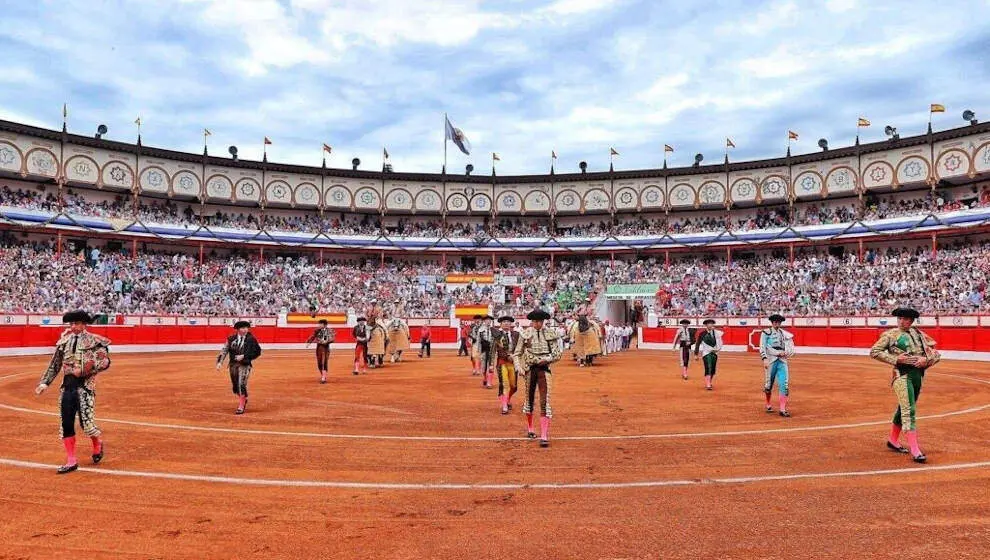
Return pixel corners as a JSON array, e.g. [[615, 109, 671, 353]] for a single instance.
[[1, 346, 989, 558], [3, 96, 990, 557]]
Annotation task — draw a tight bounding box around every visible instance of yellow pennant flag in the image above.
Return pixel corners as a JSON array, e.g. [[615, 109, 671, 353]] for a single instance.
[[788, 130, 799, 141], [322, 143, 332, 154], [930, 103, 945, 113], [857, 117, 871, 127]]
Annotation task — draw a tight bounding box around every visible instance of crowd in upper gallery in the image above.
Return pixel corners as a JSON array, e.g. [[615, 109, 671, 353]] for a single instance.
[[1, 182, 988, 239]]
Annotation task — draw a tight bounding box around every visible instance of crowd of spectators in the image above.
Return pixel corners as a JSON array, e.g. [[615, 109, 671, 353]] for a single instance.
[[3, 184, 990, 240], [0, 230, 986, 318]]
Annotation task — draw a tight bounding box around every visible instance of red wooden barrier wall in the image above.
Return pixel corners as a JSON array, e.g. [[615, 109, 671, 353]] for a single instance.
[[0, 325, 459, 348]]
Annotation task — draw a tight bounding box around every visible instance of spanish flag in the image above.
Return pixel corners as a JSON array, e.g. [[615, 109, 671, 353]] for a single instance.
[[204, 128, 212, 136], [264, 137, 273, 145], [492, 152, 500, 161], [664, 144, 674, 153], [454, 305, 490, 319], [857, 117, 871, 127], [610, 147, 619, 156], [930, 103, 945, 113], [322, 143, 332, 154], [726, 137, 736, 149]]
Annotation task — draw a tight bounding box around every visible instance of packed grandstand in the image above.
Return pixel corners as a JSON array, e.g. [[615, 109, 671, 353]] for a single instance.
[[1, 117, 989, 320]]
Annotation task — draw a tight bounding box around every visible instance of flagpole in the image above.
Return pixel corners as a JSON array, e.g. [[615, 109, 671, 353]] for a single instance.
[[443, 112, 448, 174]]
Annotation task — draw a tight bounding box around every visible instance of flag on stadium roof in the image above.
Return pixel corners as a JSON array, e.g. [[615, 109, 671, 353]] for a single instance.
[[445, 116, 471, 155], [726, 137, 735, 149], [930, 103, 945, 113], [264, 137, 273, 145], [857, 117, 871, 127], [664, 144, 674, 153], [788, 130, 799, 141], [322, 143, 332, 154], [610, 147, 619, 156]]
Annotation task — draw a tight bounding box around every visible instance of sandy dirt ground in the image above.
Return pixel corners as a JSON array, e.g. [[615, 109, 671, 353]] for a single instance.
[[1, 347, 988, 559]]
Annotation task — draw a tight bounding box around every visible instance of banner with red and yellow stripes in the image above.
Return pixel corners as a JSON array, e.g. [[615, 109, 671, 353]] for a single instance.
[[445, 274, 494, 284], [454, 305, 489, 319], [286, 313, 348, 325]]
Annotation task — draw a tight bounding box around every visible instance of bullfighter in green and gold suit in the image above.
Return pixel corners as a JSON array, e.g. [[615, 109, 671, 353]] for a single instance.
[[870, 308, 940, 463]]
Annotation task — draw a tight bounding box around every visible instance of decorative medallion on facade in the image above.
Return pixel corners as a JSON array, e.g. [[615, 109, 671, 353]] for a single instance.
[[299, 187, 315, 201], [394, 192, 407, 205], [644, 189, 660, 204], [700, 185, 721, 204], [332, 189, 345, 203], [360, 191, 375, 205], [735, 181, 754, 197], [475, 196, 487, 209], [422, 193, 436, 207], [209, 178, 230, 196], [531, 193, 545, 206], [674, 188, 689, 202], [562, 194, 576, 207], [503, 195, 516, 208], [942, 154, 962, 173], [903, 160, 924, 179], [109, 165, 128, 183], [763, 179, 784, 196], [618, 191, 633, 205], [799, 176, 818, 192], [177, 175, 195, 192], [983, 147, 990, 166], [146, 170, 164, 188], [0, 145, 15, 166], [833, 170, 849, 186], [31, 152, 55, 175], [450, 196, 465, 209], [74, 161, 92, 177], [588, 193, 607, 208], [869, 166, 887, 183], [269, 184, 285, 199]]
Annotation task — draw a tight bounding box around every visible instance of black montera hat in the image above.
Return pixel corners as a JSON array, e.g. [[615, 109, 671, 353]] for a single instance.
[[892, 308, 920, 320], [498, 315, 515, 323], [527, 309, 551, 321], [768, 314, 785, 323], [62, 310, 93, 324], [233, 320, 251, 329], [679, 319, 691, 325], [702, 319, 716, 325]]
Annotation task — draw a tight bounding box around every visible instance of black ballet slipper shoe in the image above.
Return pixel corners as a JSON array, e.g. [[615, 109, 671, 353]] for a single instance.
[[501, 408, 509, 415], [887, 441, 910, 454], [353, 370, 359, 375], [92, 443, 104, 464], [779, 410, 791, 417], [320, 378, 327, 384], [706, 386, 713, 391], [912, 453, 927, 463], [539, 440, 550, 448], [765, 406, 774, 413], [57, 464, 78, 475], [235, 408, 245, 415], [527, 431, 537, 439]]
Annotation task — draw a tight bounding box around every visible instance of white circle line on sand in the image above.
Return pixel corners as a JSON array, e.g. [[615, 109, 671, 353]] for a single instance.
[[0, 372, 987, 442], [1, 457, 988, 490]]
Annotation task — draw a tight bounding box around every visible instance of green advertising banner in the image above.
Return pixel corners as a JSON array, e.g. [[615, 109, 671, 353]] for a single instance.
[[605, 284, 659, 300]]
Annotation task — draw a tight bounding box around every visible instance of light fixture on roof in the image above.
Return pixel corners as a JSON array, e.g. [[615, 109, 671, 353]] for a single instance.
[[579, 161, 587, 174], [693, 153, 703, 167], [95, 124, 108, 139], [962, 110, 978, 125], [465, 163, 474, 176], [884, 125, 899, 141], [352, 157, 361, 170], [228, 145, 238, 161], [817, 138, 829, 151]]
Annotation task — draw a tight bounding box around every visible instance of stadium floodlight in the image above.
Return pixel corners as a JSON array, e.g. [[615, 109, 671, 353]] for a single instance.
[[352, 157, 360, 170], [228, 146, 238, 160], [884, 125, 899, 141], [693, 153, 703, 167], [579, 161, 587, 173], [818, 138, 829, 151], [962, 110, 978, 125], [465, 164, 474, 176], [95, 124, 108, 139]]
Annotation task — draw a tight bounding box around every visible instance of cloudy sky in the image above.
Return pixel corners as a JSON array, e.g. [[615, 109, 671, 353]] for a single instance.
[[1, 0, 986, 174]]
